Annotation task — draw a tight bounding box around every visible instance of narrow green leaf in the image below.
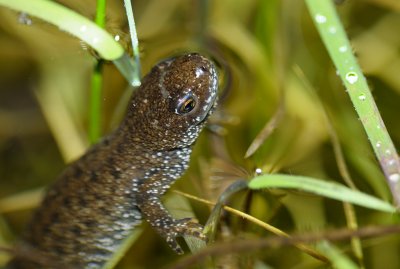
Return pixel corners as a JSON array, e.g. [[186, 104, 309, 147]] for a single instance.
[[304, 0, 400, 206], [89, 62, 103, 144], [249, 174, 396, 213], [317, 241, 358, 269], [0, 0, 124, 60], [123, 0, 141, 86], [204, 180, 248, 238]]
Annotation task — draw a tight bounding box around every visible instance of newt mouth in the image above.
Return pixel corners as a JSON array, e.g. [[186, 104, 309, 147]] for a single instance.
[[196, 100, 218, 126]]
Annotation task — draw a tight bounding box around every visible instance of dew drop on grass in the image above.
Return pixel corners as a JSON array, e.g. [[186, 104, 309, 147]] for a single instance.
[[315, 14, 327, 24], [376, 141, 381, 148], [339, 46, 348, 53], [255, 168, 262, 175], [18, 13, 32, 25], [329, 26, 337, 34], [389, 173, 400, 182], [358, 94, 366, 101], [345, 72, 358, 84]]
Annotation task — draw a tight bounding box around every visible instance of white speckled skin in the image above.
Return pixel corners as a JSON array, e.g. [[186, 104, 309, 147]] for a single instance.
[[8, 53, 218, 269]]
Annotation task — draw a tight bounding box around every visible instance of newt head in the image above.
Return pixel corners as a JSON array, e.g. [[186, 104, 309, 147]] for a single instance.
[[125, 53, 219, 150]]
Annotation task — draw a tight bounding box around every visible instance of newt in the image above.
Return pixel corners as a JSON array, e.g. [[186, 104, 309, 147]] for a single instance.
[[8, 53, 218, 268]]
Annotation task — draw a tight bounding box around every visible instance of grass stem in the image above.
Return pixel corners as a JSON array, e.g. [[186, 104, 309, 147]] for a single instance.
[[305, 0, 400, 206]]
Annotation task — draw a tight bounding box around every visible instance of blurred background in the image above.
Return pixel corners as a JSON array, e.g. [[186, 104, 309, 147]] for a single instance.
[[1, 0, 400, 268]]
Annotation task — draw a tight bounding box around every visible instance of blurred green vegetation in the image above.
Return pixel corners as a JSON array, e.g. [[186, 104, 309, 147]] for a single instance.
[[1, 0, 400, 268]]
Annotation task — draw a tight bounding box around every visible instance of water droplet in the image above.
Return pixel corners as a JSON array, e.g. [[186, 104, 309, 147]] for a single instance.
[[315, 14, 327, 24], [114, 35, 120, 41], [18, 13, 32, 25], [358, 94, 366, 101], [329, 26, 337, 34], [389, 173, 400, 182], [255, 168, 262, 175], [388, 159, 395, 166], [376, 141, 381, 148], [80, 25, 87, 32], [345, 72, 358, 84], [339, 46, 347, 53], [385, 149, 391, 155]]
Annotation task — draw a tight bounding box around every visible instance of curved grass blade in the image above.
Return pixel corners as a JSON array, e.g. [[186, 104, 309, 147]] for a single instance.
[[0, 0, 123, 60], [203, 180, 248, 240], [317, 241, 358, 269], [304, 0, 400, 206], [249, 174, 396, 213], [0, 0, 138, 86]]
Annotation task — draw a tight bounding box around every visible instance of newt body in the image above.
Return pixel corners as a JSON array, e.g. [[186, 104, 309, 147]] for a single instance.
[[9, 53, 218, 268]]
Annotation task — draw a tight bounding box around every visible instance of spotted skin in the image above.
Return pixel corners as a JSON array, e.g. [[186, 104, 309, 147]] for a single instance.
[[8, 53, 218, 269]]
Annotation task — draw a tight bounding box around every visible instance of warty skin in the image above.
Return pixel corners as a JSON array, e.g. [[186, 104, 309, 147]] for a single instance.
[[8, 53, 218, 269]]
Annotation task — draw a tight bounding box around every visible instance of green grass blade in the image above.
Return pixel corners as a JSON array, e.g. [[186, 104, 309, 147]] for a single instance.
[[123, 0, 141, 86], [0, 0, 123, 61], [0, 0, 139, 86], [317, 241, 358, 269], [88, 0, 107, 144], [95, 0, 107, 28], [89, 62, 103, 144], [248, 174, 396, 213], [304, 0, 400, 206], [203, 180, 248, 239]]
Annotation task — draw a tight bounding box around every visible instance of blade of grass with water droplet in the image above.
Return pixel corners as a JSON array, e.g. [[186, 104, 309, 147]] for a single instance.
[[304, 0, 400, 206], [248, 174, 396, 213], [0, 0, 123, 60], [0, 0, 139, 86]]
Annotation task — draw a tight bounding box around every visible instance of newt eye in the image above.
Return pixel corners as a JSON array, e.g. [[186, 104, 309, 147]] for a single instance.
[[176, 93, 197, 114]]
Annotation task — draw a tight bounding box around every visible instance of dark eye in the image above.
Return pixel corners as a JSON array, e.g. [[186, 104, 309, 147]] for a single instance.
[[176, 94, 197, 114], [200, 65, 208, 72]]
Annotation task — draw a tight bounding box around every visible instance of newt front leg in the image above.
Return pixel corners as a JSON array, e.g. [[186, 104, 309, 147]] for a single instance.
[[137, 176, 206, 254]]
